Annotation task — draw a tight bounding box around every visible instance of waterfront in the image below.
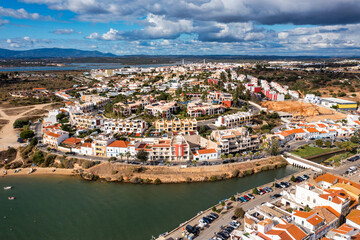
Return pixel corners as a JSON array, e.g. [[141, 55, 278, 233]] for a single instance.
[[0, 62, 177, 72], [0, 166, 299, 240]]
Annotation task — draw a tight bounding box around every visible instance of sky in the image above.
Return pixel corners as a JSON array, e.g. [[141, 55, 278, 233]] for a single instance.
[[0, 0, 360, 56]]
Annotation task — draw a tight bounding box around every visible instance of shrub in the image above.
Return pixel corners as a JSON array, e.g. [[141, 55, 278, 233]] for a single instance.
[[212, 206, 217, 212], [154, 178, 162, 185], [32, 151, 45, 165], [291, 175, 296, 182], [230, 195, 235, 201], [186, 177, 192, 183], [244, 169, 254, 176], [44, 154, 56, 167], [210, 175, 218, 181], [232, 169, 239, 177], [111, 170, 118, 175], [253, 188, 259, 195], [261, 166, 269, 171], [13, 118, 29, 128], [221, 201, 225, 206], [20, 130, 35, 139], [234, 207, 245, 218], [82, 160, 95, 169]]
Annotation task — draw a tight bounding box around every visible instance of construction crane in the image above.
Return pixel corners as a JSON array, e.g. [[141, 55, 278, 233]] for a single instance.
[[297, 90, 305, 98]]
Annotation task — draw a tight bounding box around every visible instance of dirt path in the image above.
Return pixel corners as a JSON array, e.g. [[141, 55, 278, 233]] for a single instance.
[[0, 103, 52, 149]]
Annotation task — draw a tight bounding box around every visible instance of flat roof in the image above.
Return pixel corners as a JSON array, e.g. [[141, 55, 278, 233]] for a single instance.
[[321, 97, 357, 104]]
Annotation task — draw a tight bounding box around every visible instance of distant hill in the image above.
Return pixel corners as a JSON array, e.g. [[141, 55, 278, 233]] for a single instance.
[[0, 48, 117, 59]]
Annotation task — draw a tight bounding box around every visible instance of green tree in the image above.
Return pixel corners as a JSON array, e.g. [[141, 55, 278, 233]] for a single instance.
[[291, 175, 296, 182], [315, 139, 323, 147], [253, 188, 259, 195], [13, 118, 29, 128], [32, 150, 45, 165], [30, 137, 38, 146], [350, 135, 359, 144], [234, 207, 245, 218], [267, 139, 280, 156], [20, 129, 35, 139], [325, 141, 332, 148], [136, 150, 149, 162], [221, 201, 225, 206]]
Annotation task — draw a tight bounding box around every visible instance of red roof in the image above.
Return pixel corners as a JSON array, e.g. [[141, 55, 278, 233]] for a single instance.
[[197, 149, 217, 154], [107, 140, 130, 148]]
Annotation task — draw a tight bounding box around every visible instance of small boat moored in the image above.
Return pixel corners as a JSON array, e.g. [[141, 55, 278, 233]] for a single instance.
[[8, 197, 15, 200], [3, 186, 12, 190]]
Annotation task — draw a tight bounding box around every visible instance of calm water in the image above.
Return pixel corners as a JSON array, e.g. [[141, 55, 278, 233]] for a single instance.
[[0, 63, 177, 72], [308, 151, 345, 164], [0, 166, 299, 240]]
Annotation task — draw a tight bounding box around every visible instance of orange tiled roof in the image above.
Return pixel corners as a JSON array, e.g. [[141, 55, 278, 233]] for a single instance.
[[197, 149, 217, 154], [275, 223, 307, 240], [107, 140, 130, 148], [315, 173, 360, 190], [293, 210, 313, 218], [62, 137, 82, 145], [305, 128, 319, 133], [332, 223, 356, 235], [44, 131, 61, 138], [346, 209, 360, 226], [307, 214, 324, 226], [82, 142, 92, 148]]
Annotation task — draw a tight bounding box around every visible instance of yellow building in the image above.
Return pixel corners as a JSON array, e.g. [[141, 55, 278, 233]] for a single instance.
[[155, 118, 197, 135]]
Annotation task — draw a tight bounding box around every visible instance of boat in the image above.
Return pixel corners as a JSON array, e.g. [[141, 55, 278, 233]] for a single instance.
[[3, 170, 7, 175], [8, 197, 15, 200], [3, 186, 12, 190], [28, 168, 34, 174]]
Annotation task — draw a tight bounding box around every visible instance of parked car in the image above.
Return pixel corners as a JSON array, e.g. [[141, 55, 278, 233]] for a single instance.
[[229, 220, 240, 229], [243, 195, 250, 201], [247, 193, 255, 199], [231, 215, 237, 220], [302, 174, 310, 179], [210, 212, 219, 219], [271, 194, 282, 199], [240, 196, 248, 202], [186, 225, 199, 235]]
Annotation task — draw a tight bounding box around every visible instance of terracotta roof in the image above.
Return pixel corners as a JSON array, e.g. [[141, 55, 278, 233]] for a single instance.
[[82, 142, 92, 148], [62, 137, 82, 145], [244, 216, 255, 225], [305, 128, 319, 133], [307, 214, 324, 226], [44, 131, 61, 138], [293, 210, 313, 218], [332, 223, 356, 235], [275, 223, 307, 240], [197, 149, 217, 154], [315, 173, 360, 190], [346, 209, 360, 226], [107, 140, 130, 148]]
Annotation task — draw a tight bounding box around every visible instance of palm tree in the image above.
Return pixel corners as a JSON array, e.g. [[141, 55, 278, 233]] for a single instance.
[[125, 151, 131, 161], [119, 153, 124, 162]]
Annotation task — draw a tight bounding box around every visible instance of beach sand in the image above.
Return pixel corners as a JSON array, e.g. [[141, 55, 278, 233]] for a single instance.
[[0, 167, 75, 178]]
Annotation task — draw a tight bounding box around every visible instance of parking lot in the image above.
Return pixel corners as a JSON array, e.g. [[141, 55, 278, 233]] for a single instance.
[[160, 170, 313, 240]]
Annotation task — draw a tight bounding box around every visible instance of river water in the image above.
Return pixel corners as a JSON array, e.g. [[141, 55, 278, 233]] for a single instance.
[[0, 166, 299, 240], [0, 63, 177, 72]]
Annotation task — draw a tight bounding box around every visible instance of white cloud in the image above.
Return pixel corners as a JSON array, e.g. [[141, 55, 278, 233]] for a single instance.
[[0, 6, 52, 20], [52, 29, 75, 34]]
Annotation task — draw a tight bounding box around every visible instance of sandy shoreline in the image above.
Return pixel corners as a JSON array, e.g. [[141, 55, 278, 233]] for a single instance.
[[0, 167, 75, 178]]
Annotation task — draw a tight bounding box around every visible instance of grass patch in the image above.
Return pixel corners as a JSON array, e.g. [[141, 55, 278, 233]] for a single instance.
[[291, 145, 338, 158]]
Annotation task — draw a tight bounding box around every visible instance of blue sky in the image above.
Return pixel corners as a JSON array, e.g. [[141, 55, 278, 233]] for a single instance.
[[1, 0, 360, 56]]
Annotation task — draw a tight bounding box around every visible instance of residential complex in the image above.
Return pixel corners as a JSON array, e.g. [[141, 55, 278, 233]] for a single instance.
[[211, 127, 261, 155], [154, 118, 197, 135]]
